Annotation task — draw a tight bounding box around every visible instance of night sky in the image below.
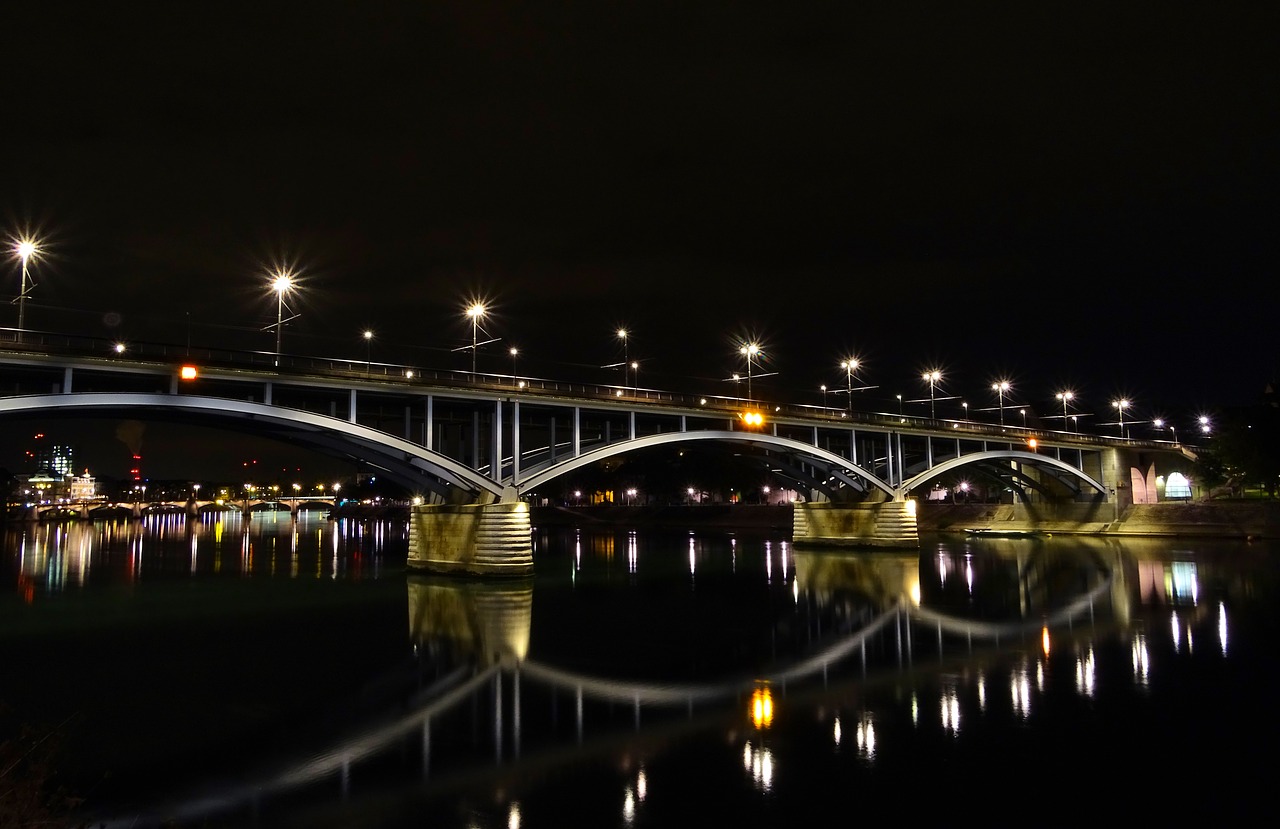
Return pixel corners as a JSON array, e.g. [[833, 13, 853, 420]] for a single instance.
[[3, 2, 1277, 481]]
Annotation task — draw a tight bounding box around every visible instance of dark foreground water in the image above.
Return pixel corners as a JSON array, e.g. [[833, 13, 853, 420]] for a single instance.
[[2, 512, 1278, 826]]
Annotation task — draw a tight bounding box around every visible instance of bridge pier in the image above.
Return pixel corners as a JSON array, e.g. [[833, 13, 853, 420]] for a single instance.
[[792, 500, 920, 549], [408, 502, 533, 577]]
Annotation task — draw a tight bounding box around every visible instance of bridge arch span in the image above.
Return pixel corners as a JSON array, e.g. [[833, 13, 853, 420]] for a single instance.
[[0, 393, 509, 501], [898, 450, 1106, 499], [514, 430, 897, 500]]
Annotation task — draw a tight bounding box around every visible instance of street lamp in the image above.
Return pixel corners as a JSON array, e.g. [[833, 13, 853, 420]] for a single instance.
[[1113, 399, 1131, 438], [1019, 408, 1026, 428], [466, 303, 487, 376], [820, 384, 827, 408], [1154, 418, 1177, 443], [1056, 391, 1074, 432], [961, 401, 968, 421], [13, 237, 40, 341], [363, 329, 373, 375], [991, 380, 1011, 426], [896, 394, 903, 417], [270, 270, 295, 366], [921, 370, 942, 419], [1199, 415, 1212, 435], [617, 328, 629, 387], [840, 358, 859, 414], [741, 342, 761, 403], [510, 346, 519, 386], [630, 360, 638, 392]]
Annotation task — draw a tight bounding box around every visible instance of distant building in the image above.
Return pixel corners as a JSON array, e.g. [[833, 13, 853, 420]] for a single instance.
[[69, 470, 98, 501], [31, 435, 75, 477]]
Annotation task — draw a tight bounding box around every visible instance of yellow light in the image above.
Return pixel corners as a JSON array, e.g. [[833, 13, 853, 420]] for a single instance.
[[750, 686, 775, 729], [1027, 438, 1038, 451], [14, 238, 39, 262], [272, 272, 294, 294], [740, 410, 765, 428], [1042, 626, 1051, 657], [179, 365, 199, 380]]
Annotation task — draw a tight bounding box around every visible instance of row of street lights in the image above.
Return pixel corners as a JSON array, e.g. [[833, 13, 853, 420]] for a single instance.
[[7, 241, 1215, 441]]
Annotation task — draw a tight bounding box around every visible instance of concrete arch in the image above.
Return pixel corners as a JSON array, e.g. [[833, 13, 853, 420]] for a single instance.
[[898, 450, 1106, 498], [514, 430, 897, 499], [0, 393, 509, 501]]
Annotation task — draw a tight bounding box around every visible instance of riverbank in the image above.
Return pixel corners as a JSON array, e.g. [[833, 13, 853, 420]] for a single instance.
[[530, 501, 1280, 539]]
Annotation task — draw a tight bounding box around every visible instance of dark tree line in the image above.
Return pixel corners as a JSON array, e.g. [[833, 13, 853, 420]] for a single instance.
[[1194, 393, 1280, 498]]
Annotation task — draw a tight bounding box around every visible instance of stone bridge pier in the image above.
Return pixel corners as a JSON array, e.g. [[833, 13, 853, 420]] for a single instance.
[[408, 501, 534, 577], [791, 500, 920, 549]]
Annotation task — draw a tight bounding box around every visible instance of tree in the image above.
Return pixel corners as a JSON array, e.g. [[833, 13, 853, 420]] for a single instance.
[[1195, 403, 1280, 498]]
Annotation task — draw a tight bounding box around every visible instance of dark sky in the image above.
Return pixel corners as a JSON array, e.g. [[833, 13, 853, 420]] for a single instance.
[[3, 2, 1277, 480]]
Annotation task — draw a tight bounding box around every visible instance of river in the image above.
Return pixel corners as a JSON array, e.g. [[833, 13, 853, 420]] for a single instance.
[[2, 512, 1277, 826]]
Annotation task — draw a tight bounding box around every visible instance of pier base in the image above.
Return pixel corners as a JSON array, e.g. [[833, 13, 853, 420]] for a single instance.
[[408, 502, 534, 576], [792, 500, 920, 549]]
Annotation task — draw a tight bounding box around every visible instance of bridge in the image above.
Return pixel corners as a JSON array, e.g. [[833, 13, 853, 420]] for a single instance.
[[0, 332, 1190, 574], [16, 495, 339, 522]]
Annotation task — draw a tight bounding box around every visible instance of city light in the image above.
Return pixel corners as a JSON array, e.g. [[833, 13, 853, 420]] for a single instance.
[[991, 380, 1011, 426], [1113, 399, 1131, 438], [11, 236, 41, 340], [921, 370, 942, 419], [1056, 391, 1075, 432], [466, 303, 487, 376], [740, 342, 761, 403], [840, 357, 859, 414], [269, 269, 296, 366]]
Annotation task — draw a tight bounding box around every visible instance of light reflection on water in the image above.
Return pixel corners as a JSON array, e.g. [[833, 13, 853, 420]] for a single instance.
[[1, 520, 1276, 826]]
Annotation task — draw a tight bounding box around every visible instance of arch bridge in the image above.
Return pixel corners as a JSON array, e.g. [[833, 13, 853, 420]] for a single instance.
[[1, 346, 1165, 575]]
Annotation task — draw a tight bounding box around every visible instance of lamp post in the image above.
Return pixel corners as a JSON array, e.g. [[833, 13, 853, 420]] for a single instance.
[[741, 343, 761, 404], [896, 394, 903, 417], [617, 328, 628, 388], [820, 384, 827, 408], [509, 346, 519, 386], [841, 358, 859, 415], [466, 303, 486, 377], [13, 237, 39, 341], [961, 401, 968, 421], [991, 380, 1011, 426], [1153, 418, 1177, 444], [630, 360, 638, 393], [1199, 415, 1212, 435], [1113, 399, 1130, 438], [363, 329, 373, 375], [271, 270, 294, 366], [922, 370, 942, 419], [1056, 391, 1074, 432], [1019, 408, 1026, 428]]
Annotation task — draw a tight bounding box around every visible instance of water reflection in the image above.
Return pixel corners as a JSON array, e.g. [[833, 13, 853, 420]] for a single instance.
[[0, 522, 1271, 826]]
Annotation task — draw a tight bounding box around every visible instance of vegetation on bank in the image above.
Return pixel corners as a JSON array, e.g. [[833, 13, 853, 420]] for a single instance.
[[1195, 396, 1280, 499]]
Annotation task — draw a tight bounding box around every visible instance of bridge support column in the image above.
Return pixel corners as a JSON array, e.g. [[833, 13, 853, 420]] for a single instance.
[[408, 501, 533, 577], [792, 500, 919, 549]]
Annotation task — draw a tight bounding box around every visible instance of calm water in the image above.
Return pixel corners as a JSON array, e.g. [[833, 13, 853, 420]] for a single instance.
[[2, 512, 1278, 826]]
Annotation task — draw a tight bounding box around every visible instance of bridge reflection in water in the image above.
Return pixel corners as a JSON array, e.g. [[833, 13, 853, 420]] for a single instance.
[[79, 529, 1234, 829]]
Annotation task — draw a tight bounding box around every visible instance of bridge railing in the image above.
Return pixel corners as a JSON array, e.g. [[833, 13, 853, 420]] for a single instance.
[[1, 327, 1167, 450]]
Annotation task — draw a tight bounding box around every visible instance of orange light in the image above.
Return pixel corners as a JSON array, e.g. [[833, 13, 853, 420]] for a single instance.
[[179, 365, 198, 380], [739, 411, 766, 429], [749, 685, 775, 729], [1027, 438, 1038, 451]]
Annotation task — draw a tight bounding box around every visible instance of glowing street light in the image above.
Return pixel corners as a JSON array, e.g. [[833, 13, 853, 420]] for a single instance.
[[509, 346, 519, 386], [991, 380, 1011, 426], [617, 328, 629, 387], [921, 370, 942, 419], [466, 303, 486, 376], [1056, 391, 1074, 432], [1113, 399, 1131, 438], [12, 237, 40, 341], [363, 329, 374, 375], [1153, 418, 1177, 444], [820, 384, 827, 408], [270, 270, 295, 366], [1199, 415, 1212, 435], [841, 358, 859, 414], [741, 342, 761, 403]]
